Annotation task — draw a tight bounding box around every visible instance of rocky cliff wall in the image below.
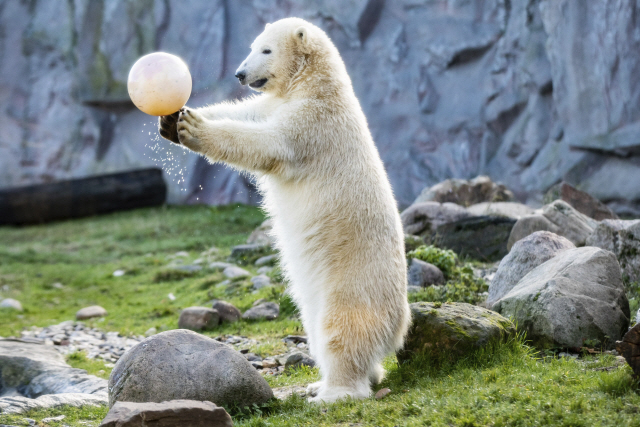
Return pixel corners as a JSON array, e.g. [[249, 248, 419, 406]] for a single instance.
[[1, 0, 639, 212]]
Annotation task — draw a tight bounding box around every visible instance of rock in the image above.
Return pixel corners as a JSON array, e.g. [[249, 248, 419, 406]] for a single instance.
[[257, 266, 273, 275], [178, 307, 219, 331], [99, 400, 233, 427], [112, 270, 125, 277], [404, 234, 424, 252], [247, 219, 275, 246], [375, 388, 391, 400], [211, 300, 242, 323], [76, 306, 107, 320], [229, 244, 274, 266], [508, 201, 598, 249], [407, 259, 444, 288], [434, 216, 517, 262], [242, 302, 279, 321], [544, 182, 618, 221], [0, 299, 23, 311], [508, 214, 561, 250], [284, 352, 316, 370], [283, 335, 308, 344], [400, 202, 470, 237], [407, 285, 423, 294], [0, 340, 107, 414], [414, 176, 514, 206], [615, 323, 640, 377], [466, 202, 534, 219], [487, 231, 575, 307], [108, 329, 273, 409], [397, 302, 515, 363], [173, 265, 203, 273], [255, 254, 278, 267], [144, 327, 157, 337], [493, 247, 630, 349], [541, 201, 598, 246], [586, 219, 640, 282], [250, 275, 271, 290], [222, 266, 250, 280], [209, 262, 233, 271], [0, 393, 107, 415]]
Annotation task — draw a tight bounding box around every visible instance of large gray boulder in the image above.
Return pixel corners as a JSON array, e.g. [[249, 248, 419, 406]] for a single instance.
[[494, 247, 630, 348], [487, 231, 575, 307], [544, 182, 618, 221], [586, 219, 640, 282], [108, 329, 273, 409], [434, 216, 517, 262], [508, 200, 598, 249], [400, 202, 470, 237], [0, 340, 107, 414], [397, 302, 515, 363]]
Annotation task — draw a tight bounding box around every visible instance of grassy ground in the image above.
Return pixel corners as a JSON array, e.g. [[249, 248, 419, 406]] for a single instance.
[[1, 205, 639, 426]]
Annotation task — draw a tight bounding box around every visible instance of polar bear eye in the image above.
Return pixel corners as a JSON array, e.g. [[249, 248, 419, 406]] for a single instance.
[[262, 49, 272, 54]]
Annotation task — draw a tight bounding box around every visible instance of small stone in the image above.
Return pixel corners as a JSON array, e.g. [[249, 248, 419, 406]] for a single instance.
[[247, 219, 275, 246], [51, 282, 64, 289], [173, 265, 202, 272], [262, 358, 278, 368], [229, 244, 274, 265], [375, 388, 391, 400], [0, 298, 23, 311], [113, 270, 126, 277], [174, 251, 189, 258], [251, 274, 271, 290], [24, 418, 36, 426], [283, 335, 308, 344], [178, 307, 219, 331], [168, 293, 176, 301], [284, 352, 316, 370], [211, 300, 242, 323], [251, 361, 264, 369], [144, 327, 157, 337], [223, 266, 251, 280], [407, 285, 422, 293], [243, 302, 279, 321], [407, 258, 444, 287], [99, 400, 233, 427], [76, 305, 107, 320], [257, 266, 274, 275], [41, 415, 65, 423], [255, 254, 278, 267], [209, 262, 233, 271]]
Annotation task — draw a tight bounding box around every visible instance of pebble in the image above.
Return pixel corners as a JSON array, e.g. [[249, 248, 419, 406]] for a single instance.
[[251, 274, 271, 290], [223, 266, 251, 279], [0, 298, 23, 311], [76, 305, 107, 320], [41, 415, 65, 423], [145, 327, 157, 337], [209, 262, 233, 271], [168, 293, 176, 301], [113, 270, 126, 277], [211, 300, 242, 323], [51, 282, 64, 289], [375, 388, 391, 400], [257, 266, 274, 275], [255, 254, 278, 267]]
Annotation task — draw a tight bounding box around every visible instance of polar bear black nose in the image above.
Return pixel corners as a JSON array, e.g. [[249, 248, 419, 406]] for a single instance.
[[235, 71, 246, 83]]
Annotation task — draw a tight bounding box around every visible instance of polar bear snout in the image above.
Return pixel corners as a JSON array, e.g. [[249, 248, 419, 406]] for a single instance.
[[235, 70, 247, 85]]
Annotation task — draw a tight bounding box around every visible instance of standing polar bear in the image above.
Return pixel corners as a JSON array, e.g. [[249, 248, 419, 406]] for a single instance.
[[159, 17, 411, 403]]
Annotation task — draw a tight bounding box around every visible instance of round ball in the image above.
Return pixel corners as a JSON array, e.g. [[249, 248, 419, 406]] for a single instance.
[[127, 52, 192, 116]]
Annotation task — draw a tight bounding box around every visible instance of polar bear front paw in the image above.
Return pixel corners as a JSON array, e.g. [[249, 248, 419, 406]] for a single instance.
[[177, 107, 206, 151]]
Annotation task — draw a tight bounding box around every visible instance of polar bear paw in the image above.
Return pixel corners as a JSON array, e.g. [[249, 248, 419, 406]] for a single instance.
[[177, 107, 206, 150], [306, 381, 325, 397]]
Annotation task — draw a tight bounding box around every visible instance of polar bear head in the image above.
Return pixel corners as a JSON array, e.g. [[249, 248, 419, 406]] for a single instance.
[[235, 18, 339, 95]]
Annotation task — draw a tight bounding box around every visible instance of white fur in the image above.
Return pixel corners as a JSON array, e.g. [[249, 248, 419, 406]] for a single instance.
[[170, 18, 411, 403]]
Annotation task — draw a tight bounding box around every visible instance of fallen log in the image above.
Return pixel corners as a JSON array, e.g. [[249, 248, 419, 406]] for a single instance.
[[0, 168, 166, 225]]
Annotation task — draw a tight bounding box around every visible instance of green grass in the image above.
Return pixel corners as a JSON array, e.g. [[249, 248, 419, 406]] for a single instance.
[[1, 204, 640, 426]]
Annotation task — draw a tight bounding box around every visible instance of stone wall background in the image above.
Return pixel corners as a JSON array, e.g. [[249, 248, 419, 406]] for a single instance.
[[1, 0, 639, 212]]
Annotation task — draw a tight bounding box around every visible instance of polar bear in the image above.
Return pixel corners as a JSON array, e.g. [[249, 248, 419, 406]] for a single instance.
[[159, 17, 411, 403]]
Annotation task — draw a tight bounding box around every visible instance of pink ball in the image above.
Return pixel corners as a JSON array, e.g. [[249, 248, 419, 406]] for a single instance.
[[128, 52, 192, 116]]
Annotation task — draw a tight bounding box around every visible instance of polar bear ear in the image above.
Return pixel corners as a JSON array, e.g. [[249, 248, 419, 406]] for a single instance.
[[294, 26, 308, 48]]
